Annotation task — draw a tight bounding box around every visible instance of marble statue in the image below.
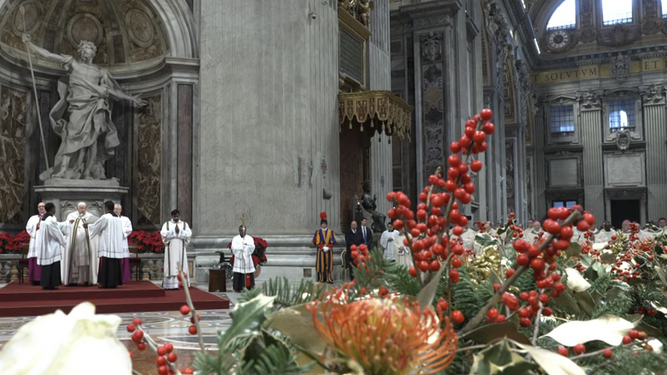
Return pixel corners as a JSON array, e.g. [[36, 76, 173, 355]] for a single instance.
[[22, 35, 146, 181], [358, 180, 386, 233]]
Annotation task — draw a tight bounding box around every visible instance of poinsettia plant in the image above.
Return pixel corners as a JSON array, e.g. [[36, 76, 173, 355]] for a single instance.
[[227, 236, 268, 267], [128, 230, 165, 253], [0, 231, 30, 254]]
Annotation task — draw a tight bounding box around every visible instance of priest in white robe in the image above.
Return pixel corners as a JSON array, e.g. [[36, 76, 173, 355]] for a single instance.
[[114, 204, 133, 282], [160, 209, 192, 290], [394, 234, 412, 268], [380, 222, 399, 260], [62, 202, 99, 286], [525, 221, 545, 243], [26, 202, 46, 285], [86, 201, 125, 288], [231, 224, 256, 292], [38, 203, 68, 290], [594, 221, 616, 244]]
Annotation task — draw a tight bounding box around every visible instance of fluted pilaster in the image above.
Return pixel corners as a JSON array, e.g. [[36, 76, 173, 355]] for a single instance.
[[579, 92, 604, 222], [642, 85, 667, 220]]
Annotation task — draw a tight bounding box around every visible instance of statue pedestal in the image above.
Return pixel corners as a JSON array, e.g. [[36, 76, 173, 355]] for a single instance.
[[34, 179, 129, 220]]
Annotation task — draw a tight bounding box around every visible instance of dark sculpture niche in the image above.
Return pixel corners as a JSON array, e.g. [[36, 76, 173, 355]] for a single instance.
[[355, 180, 387, 233]]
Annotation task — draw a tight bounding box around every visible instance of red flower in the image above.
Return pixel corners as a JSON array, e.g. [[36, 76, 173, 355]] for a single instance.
[[129, 230, 165, 253]]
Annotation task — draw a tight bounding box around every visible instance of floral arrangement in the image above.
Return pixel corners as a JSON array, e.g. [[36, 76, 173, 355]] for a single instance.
[[227, 236, 268, 267], [6, 108, 667, 375], [128, 230, 165, 253], [0, 231, 30, 254]]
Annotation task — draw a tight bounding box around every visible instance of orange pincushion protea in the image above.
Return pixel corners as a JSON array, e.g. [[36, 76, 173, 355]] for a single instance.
[[306, 288, 457, 375]]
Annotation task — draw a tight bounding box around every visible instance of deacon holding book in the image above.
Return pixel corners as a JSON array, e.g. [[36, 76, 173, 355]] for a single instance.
[[230, 223, 256, 292], [85, 201, 125, 288], [38, 203, 67, 290], [160, 209, 192, 290]]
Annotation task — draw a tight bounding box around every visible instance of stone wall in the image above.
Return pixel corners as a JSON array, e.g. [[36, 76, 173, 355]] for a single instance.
[[197, 0, 340, 236]]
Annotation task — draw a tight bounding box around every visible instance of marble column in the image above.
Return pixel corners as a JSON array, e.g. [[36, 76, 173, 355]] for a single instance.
[[533, 103, 547, 219], [642, 85, 667, 220], [369, 0, 394, 220], [197, 0, 339, 235], [578, 91, 604, 222]]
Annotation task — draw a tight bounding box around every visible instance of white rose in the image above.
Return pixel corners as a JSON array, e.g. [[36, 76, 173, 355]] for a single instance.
[[0, 302, 131, 375]]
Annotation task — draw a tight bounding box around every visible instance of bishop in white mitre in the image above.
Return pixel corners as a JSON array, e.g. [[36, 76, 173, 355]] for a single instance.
[[114, 204, 133, 282], [38, 203, 68, 290], [26, 202, 46, 285], [86, 201, 126, 288], [160, 209, 192, 290], [62, 202, 99, 286]]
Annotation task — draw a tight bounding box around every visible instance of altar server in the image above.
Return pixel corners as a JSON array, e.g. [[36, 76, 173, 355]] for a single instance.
[[86, 201, 125, 288], [231, 224, 256, 292], [38, 203, 67, 290], [114, 204, 133, 282], [26, 202, 46, 285]]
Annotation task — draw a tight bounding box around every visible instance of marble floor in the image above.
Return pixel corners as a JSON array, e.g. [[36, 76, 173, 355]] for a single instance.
[[0, 283, 244, 375]]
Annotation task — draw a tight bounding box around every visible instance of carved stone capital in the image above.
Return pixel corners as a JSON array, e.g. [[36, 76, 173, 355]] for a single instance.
[[640, 84, 666, 105], [577, 91, 601, 111]]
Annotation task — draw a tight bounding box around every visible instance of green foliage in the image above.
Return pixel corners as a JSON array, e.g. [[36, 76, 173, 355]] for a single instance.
[[350, 247, 391, 294], [384, 260, 422, 297], [194, 295, 313, 375], [451, 267, 494, 324], [574, 339, 667, 375], [259, 277, 327, 310]]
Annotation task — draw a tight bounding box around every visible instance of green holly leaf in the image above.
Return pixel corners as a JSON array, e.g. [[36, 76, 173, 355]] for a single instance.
[[475, 233, 499, 248], [264, 304, 328, 356], [554, 290, 582, 314], [221, 295, 276, 349], [469, 340, 539, 375], [573, 291, 596, 316], [464, 321, 531, 345], [565, 242, 582, 258]]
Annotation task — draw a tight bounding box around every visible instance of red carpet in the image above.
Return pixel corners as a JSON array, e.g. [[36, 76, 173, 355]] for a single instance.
[[0, 281, 230, 317]]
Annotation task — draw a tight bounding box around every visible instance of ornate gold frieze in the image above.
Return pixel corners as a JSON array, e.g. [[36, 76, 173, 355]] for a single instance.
[[338, 90, 412, 141]]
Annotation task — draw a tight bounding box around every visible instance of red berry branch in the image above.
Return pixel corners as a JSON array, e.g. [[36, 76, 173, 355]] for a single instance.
[[460, 208, 586, 335], [177, 269, 206, 352], [387, 109, 495, 291]]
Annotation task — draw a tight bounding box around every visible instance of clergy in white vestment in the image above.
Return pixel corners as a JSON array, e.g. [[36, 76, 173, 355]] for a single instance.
[[26, 202, 46, 285], [394, 234, 412, 269], [160, 209, 192, 290], [380, 222, 399, 260], [114, 204, 133, 282], [38, 203, 67, 290], [86, 201, 125, 288], [525, 221, 545, 243], [62, 202, 99, 286], [595, 222, 616, 244], [231, 224, 256, 292]]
